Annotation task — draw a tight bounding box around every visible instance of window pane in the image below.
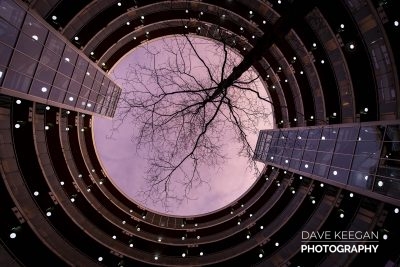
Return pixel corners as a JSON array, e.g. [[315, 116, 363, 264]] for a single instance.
[[45, 32, 65, 56], [49, 87, 66, 102], [40, 48, 60, 70], [9, 51, 37, 76], [34, 63, 56, 84], [59, 47, 77, 76], [21, 14, 48, 45], [68, 80, 81, 95], [328, 168, 348, 184], [338, 126, 359, 141], [351, 155, 379, 173], [3, 69, 32, 93], [29, 79, 50, 98], [355, 141, 381, 155], [315, 151, 332, 165], [335, 141, 355, 154], [53, 73, 70, 90], [0, 18, 18, 46], [313, 164, 329, 177], [0, 42, 13, 66], [0, 0, 25, 28], [359, 126, 384, 141], [348, 171, 373, 189], [331, 154, 352, 169]]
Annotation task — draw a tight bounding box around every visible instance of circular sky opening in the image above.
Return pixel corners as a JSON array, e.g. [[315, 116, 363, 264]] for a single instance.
[[93, 35, 273, 216]]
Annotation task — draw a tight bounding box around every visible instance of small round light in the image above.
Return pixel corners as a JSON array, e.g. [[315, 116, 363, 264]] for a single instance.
[[52, 15, 57, 20], [32, 35, 38, 41], [349, 193, 354, 198], [312, 200, 316, 204], [10, 232, 16, 239], [383, 234, 388, 240], [33, 191, 39, 196], [320, 183, 324, 187], [129, 243, 133, 247], [349, 43, 355, 50], [340, 213, 344, 218], [395, 20, 399, 27], [364, 175, 369, 180], [98, 257, 103, 262], [117, 2, 121, 6], [200, 252, 204, 256], [378, 181, 383, 187], [305, 164, 309, 169], [16, 99, 21, 104], [68, 96, 74, 101], [122, 220, 126, 224], [395, 208, 399, 214], [333, 170, 338, 175], [45, 106, 50, 110], [300, 70, 304, 74], [141, 16, 145, 20], [14, 123, 20, 129], [340, 23, 345, 29], [70, 197, 75, 202], [182, 253, 186, 258], [364, 107, 369, 112], [45, 125, 50, 130], [154, 256, 159, 260], [112, 235, 117, 240], [275, 242, 279, 246], [320, 60, 325, 64], [260, 225, 264, 230], [259, 253, 263, 258], [197, 235, 200, 239], [313, 43, 317, 47], [46, 211, 52, 217], [60, 181, 64, 185], [74, 36, 79, 41]]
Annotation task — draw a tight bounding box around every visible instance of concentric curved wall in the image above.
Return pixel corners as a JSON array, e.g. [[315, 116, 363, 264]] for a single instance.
[[1, 0, 400, 266]]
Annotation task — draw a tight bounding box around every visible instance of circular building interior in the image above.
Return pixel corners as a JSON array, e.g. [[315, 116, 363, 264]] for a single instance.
[[0, 0, 400, 266]]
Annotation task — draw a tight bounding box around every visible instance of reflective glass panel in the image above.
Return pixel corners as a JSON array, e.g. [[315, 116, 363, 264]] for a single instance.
[[3, 69, 31, 92], [0, 0, 25, 28], [0, 42, 13, 66], [0, 18, 18, 45]]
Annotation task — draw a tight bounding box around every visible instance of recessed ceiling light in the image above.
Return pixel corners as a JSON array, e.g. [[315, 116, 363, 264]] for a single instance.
[[52, 15, 57, 20]]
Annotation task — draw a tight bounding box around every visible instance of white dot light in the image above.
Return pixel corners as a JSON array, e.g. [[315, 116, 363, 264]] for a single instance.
[[305, 164, 309, 169], [340, 23, 345, 29], [98, 257, 103, 262], [200, 252, 204, 256], [10, 232, 16, 239], [394, 20, 399, 27], [378, 181, 383, 187], [182, 253, 186, 258], [340, 213, 344, 218], [45, 125, 50, 130], [32, 35, 38, 41], [16, 99, 21, 104], [333, 170, 338, 175], [383, 234, 388, 240], [349, 193, 354, 198], [154, 256, 159, 260], [46, 211, 52, 217], [394, 208, 399, 214], [275, 242, 279, 246], [74, 36, 79, 41], [259, 253, 263, 258], [60, 181, 64, 185], [129, 243, 133, 247], [34, 191, 39, 196], [68, 96, 74, 101], [112, 235, 117, 240], [52, 15, 57, 20], [14, 123, 20, 129], [45, 106, 50, 110], [117, 2, 121, 6]]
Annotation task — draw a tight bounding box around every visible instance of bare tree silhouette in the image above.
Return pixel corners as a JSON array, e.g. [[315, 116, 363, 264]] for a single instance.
[[110, 31, 273, 210]]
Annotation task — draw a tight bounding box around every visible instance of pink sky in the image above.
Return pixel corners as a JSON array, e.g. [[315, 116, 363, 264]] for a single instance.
[[93, 36, 273, 216]]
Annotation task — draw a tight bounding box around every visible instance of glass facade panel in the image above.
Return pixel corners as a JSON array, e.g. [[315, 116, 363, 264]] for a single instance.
[[21, 14, 47, 46], [40, 48, 60, 70], [0, 43, 13, 66], [331, 154, 352, 169], [45, 32, 65, 56], [3, 69, 31, 93], [9, 51, 37, 76], [0, 0, 24, 28], [319, 140, 335, 152], [334, 141, 356, 154], [338, 126, 359, 140], [315, 151, 332, 165], [0, 2, 121, 117], [0, 18, 19, 46], [34, 63, 56, 84], [29, 79, 50, 98], [49, 87, 66, 102], [355, 141, 381, 155], [253, 122, 400, 201], [348, 171, 372, 189]]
